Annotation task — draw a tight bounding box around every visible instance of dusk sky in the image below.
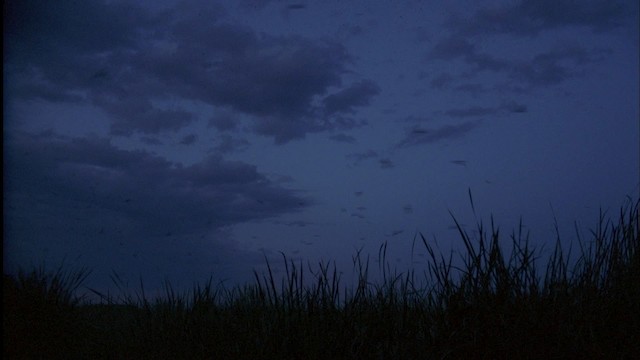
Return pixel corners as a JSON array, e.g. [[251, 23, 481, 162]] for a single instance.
[[4, 0, 639, 299]]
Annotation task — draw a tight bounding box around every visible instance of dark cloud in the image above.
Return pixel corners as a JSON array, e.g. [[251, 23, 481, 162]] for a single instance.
[[3, 0, 155, 61], [454, 83, 487, 95], [239, 0, 270, 11], [396, 121, 482, 148], [379, 158, 394, 169], [508, 46, 606, 87], [466, 52, 511, 73], [337, 24, 365, 39], [272, 220, 312, 227], [264, 173, 293, 185], [322, 80, 380, 116], [427, 0, 632, 92], [400, 115, 432, 123], [502, 100, 528, 113], [443, 101, 527, 119], [430, 73, 454, 89], [208, 111, 239, 132], [140, 136, 163, 145], [185, 37, 347, 118], [429, 36, 476, 60], [329, 134, 357, 144], [286, 4, 306, 10], [410, 128, 429, 134], [428, 35, 510, 73], [429, 33, 606, 90], [212, 134, 251, 154], [449, 0, 631, 37], [179, 134, 198, 145], [445, 106, 498, 118], [4, 132, 308, 241], [103, 98, 195, 136], [238, 0, 293, 12], [4, 0, 377, 143], [251, 116, 319, 145], [347, 149, 378, 166], [4, 79, 86, 104]]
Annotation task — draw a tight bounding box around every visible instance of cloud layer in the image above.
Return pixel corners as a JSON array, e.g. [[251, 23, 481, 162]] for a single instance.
[[4, 131, 308, 240], [4, 0, 379, 143], [426, 0, 634, 92]]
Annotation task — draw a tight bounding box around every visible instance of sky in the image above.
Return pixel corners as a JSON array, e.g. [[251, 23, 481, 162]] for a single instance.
[[4, 0, 639, 300]]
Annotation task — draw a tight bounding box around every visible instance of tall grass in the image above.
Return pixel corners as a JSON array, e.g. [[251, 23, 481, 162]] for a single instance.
[[4, 198, 639, 359], [3, 263, 91, 358]]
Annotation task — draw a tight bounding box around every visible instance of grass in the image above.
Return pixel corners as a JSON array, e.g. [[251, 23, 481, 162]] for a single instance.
[[4, 197, 639, 359]]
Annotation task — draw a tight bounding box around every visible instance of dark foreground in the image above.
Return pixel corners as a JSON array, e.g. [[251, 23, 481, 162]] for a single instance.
[[4, 199, 639, 359]]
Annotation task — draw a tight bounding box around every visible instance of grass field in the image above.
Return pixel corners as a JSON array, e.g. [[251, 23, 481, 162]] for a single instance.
[[4, 198, 639, 359]]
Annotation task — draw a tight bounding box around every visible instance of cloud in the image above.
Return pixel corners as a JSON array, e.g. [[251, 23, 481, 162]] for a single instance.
[[251, 115, 321, 145], [454, 83, 487, 95], [426, 0, 633, 92], [329, 134, 357, 144], [140, 136, 163, 145], [347, 149, 378, 166], [239, 0, 273, 11], [212, 134, 251, 154], [4, 131, 309, 241], [429, 36, 476, 60], [445, 106, 499, 118], [508, 46, 607, 87], [3, 0, 154, 60], [396, 121, 482, 148], [378, 158, 394, 169], [208, 111, 240, 132], [322, 80, 380, 116], [502, 100, 528, 113], [443, 100, 527, 118], [179, 134, 198, 145], [399, 115, 432, 123], [428, 35, 509, 73], [272, 220, 312, 227], [430, 73, 454, 89], [4, 1, 378, 143], [286, 4, 306, 10], [345, 149, 396, 169], [429, 33, 606, 90], [448, 0, 631, 37], [337, 24, 365, 39]]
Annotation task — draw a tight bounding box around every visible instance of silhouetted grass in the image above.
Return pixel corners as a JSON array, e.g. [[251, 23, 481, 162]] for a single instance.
[[3, 263, 92, 358], [4, 198, 639, 359]]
